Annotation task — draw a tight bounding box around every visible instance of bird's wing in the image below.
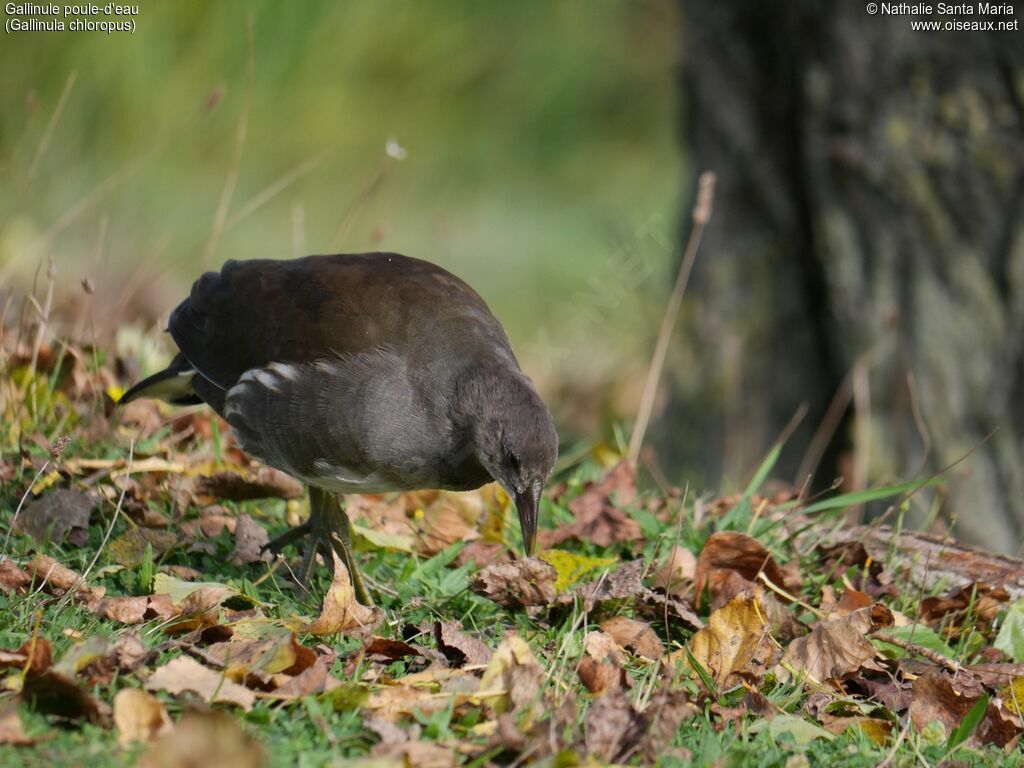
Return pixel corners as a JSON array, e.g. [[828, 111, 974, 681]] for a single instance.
[[221, 349, 450, 491], [168, 252, 512, 395]]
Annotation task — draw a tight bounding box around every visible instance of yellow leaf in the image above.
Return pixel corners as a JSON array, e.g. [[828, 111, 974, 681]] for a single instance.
[[687, 595, 779, 689], [539, 549, 617, 593], [106, 385, 125, 403]]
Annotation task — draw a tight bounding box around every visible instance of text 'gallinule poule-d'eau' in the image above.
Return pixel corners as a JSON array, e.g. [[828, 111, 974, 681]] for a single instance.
[[121, 253, 559, 604]]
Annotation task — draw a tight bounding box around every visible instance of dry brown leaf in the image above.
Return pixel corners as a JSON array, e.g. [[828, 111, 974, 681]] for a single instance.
[[14, 488, 94, 546], [192, 466, 302, 502], [113, 633, 149, 671], [0, 637, 52, 675], [140, 711, 264, 768], [546, 461, 642, 547], [21, 665, 109, 724], [600, 616, 664, 660], [418, 495, 481, 555], [688, 595, 779, 688], [650, 546, 697, 595], [637, 690, 698, 763], [206, 631, 316, 683], [433, 621, 492, 667], [145, 656, 256, 710], [230, 514, 272, 565], [0, 706, 32, 746], [0, 559, 31, 594], [479, 634, 546, 720], [578, 631, 629, 695], [779, 605, 893, 684], [909, 670, 1022, 748], [270, 656, 339, 699], [114, 688, 172, 745], [919, 582, 1010, 632], [584, 688, 646, 762], [693, 532, 792, 610], [92, 594, 177, 625], [28, 555, 105, 602], [470, 557, 557, 608], [302, 551, 381, 635], [370, 740, 456, 767]]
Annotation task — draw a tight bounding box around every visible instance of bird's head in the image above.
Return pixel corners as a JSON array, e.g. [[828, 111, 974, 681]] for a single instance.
[[470, 372, 558, 556]]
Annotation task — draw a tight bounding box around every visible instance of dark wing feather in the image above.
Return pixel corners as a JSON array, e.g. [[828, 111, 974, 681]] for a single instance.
[[168, 253, 516, 410]]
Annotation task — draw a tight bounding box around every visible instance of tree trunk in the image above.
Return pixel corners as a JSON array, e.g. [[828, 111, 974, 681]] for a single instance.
[[664, 1, 1024, 552]]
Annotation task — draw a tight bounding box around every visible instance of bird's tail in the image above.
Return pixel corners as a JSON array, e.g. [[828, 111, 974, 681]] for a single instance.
[[119, 353, 202, 406]]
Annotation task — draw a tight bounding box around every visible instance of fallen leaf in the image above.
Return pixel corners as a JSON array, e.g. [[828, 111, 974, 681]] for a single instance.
[[470, 557, 557, 608], [584, 688, 645, 762], [0, 559, 31, 594], [687, 595, 779, 689], [693, 531, 793, 610], [28, 555, 104, 602], [600, 616, 664, 660], [92, 594, 176, 625], [418, 494, 481, 555], [14, 488, 94, 546], [577, 632, 629, 695], [539, 549, 617, 592], [748, 714, 835, 745], [192, 466, 302, 502], [479, 634, 545, 722], [108, 527, 178, 567], [920, 583, 1009, 633], [0, 637, 52, 675], [271, 656, 339, 699], [230, 514, 271, 565], [433, 621, 492, 667], [206, 630, 316, 684], [636, 690, 698, 763], [145, 656, 256, 710], [0, 705, 32, 746], [370, 740, 455, 767], [650, 546, 697, 596], [114, 688, 172, 745], [302, 551, 382, 635], [780, 605, 893, 684], [546, 461, 642, 547], [909, 670, 1022, 748], [140, 711, 264, 768]]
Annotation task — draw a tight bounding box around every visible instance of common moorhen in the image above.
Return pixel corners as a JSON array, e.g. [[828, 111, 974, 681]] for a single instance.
[[121, 253, 559, 603]]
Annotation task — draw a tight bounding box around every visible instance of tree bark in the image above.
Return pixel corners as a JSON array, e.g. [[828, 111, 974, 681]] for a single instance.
[[665, 1, 1024, 552]]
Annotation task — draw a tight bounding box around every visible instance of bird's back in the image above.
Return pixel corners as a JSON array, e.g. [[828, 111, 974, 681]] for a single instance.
[[163, 253, 520, 492], [170, 252, 518, 409]]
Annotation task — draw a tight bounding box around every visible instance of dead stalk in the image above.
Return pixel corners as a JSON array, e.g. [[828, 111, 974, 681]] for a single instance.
[[628, 171, 715, 465]]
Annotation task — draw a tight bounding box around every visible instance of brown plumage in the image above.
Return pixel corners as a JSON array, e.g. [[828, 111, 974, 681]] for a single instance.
[[122, 252, 558, 600]]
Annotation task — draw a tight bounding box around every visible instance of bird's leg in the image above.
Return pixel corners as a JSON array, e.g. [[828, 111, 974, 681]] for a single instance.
[[308, 487, 373, 606], [262, 488, 371, 605]]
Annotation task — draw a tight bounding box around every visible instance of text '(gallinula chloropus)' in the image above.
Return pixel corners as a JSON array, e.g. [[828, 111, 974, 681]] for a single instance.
[[121, 253, 559, 604]]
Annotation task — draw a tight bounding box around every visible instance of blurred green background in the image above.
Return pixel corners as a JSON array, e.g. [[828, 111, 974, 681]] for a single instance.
[[1, 0, 684, 430]]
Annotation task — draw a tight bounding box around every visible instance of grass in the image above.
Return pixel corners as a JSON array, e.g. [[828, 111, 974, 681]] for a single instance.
[[1, 348, 1020, 766]]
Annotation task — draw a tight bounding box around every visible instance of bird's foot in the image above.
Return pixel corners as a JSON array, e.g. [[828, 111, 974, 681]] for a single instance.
[[262, 489, 373, 606]]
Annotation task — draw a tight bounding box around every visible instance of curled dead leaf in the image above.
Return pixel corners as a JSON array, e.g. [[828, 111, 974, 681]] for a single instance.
[[779, 605, 893, 685], [302, 551, 381, 635], [687, 595, 779, 689], [600, 616, 664, 660], [694, 531, 794, 610], [433, 621, 492, 667], [145, 656, 256, 710], [470, 557, 557, 608], [909, 670, 1022, 748], [140, 711, 264, 768], [114, 688, 172, 745], [546, 461, 642, 548]]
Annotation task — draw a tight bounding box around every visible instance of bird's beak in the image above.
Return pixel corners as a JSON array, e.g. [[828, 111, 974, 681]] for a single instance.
[[514, 487, 540, 556]]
